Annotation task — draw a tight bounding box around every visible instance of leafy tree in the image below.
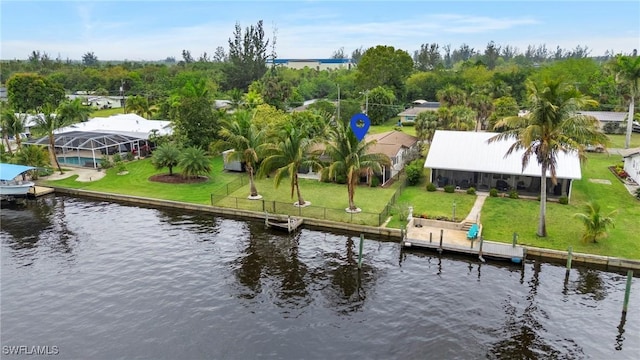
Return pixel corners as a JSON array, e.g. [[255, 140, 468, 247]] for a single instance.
[[126, 95, 153, 119], [179, 146, 211, 179], [225, 20, 269, 91], [331, 47, 346, 59], [608, 55, 640, 149], [574, 201, 616, 243], [82, 51, 99, 66], [468, 92, 494, 130], [489, 96, 519, 131], [483, 41, 501, 70], [413, 43, 442, 71], [259, 126, 322, 206], [366, 86, 398, 125], [290, 110, 329, 139], [152, 142, 180, 175], [489, 79, 609, 237], [260, 69, 292, 110], [351, 46, 365, 64], [322, 120, 391, 211], [6, 73, 65, 112], [169, 79, 220, 149], [436, 85, 466, 106], [405, 71, 443, 102], [218, 110, 265, 198], [356, 45, 413, 100]]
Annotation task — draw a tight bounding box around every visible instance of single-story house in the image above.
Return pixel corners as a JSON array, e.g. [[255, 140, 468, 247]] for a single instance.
[[576, 111, 628, 130], [298, 130, 419, 186], [424, 130, 582, 200], [397, 101, 440, 123], [365, 131, 419, 184], [621, 147, 640, 185], [23, 113, 172, 168], [266, 58, 353, 71]]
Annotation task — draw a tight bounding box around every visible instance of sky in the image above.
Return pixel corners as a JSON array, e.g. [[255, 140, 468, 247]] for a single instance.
[[1, 0, 639, 61]]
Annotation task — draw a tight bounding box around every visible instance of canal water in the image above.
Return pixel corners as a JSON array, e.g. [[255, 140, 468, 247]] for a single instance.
[[1, 195, 638, 359]]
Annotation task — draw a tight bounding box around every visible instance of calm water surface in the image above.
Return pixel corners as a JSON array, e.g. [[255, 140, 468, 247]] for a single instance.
[[1, 195, 638, 359]]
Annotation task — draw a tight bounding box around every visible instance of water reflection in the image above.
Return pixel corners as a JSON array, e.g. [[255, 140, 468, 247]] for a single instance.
[[488, 260, 584, 359]]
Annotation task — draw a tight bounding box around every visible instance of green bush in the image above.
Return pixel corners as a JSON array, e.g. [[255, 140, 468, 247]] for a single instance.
[[559, 195, 569, 205], [116, 161, 127, 173], [444, 185, 455, 193], [426, 182, 436, 192], [489, 188, 498, 197], [635, 188, 640, 200], [509, 190, 519, 199], [405, 164, 422, 185], [125, 152, 134, 161], [370, 176, 380, 188], [466, 187, 476, 195], [335, 174, 347, 184], [100, 155, 113, 169], [112, 153, 122, 163]]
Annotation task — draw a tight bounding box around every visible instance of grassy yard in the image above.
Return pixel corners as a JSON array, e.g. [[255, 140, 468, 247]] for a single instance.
[[481, 152, 640, 259], [369, 116, 417, 137], [606, 133, 640, 148], [91, 108, 126, 117]]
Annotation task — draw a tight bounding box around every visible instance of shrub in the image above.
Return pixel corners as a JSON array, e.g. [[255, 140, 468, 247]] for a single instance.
[[405, 164, 422, 185], [426, 182, 436, 192], [559, 195, 569, 205], [125, 152, 134, 161], [489, 188, 498, 197], [444, 185, 455, 193], [335, 174, 347, 184], [370, 176, 380, 188], [466, 187, 476, 195], [100, 155, 113, 169], [635, 188, 640, 200], [112, 153, 122, 163], [116, 161, 127, 173], [509, 190, 519, 199]]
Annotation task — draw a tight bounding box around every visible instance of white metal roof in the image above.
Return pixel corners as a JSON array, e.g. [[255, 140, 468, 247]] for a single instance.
[[55, 113, 172, 138], [576, 111, 627, 122], [424, 130, 582, 180]]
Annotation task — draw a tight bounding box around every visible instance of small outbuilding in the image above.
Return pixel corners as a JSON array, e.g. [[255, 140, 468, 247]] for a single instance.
[[620, 147, 640, 185]]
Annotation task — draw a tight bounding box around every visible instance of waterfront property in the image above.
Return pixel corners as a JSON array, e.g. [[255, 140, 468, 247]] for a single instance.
[[23, 114, 172, 168], [424, 130, 581, 199]]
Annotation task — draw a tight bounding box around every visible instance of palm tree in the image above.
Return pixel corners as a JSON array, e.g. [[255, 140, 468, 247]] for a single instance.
[[218, 110, 264, 199], [259, 126, 322, 207], [1, 108, 26, 154], [33, 103, 69, 174], [323, 119, 391, 212], [414, 110, 439, 144], [179, 147, 211, 179], [574, 201, 616, 243], [609, 55, 640, 149], [126, 96, 153, 119], [152, 142, 180, 175], [489, 79, 608, 237], [15, 145, 49, 179], [56, 98, 92, 124]]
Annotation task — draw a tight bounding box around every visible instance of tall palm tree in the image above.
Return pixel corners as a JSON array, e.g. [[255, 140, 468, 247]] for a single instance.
[[323, 119, 391, 212], [218, 110, 265, 199], [259, 126, 322, 207], [414, 110, 439, 144], [489, 79, 608, 237], [33, 103, 70, 174], [574, 201, 616, 243], [609, 55, 640, 149]]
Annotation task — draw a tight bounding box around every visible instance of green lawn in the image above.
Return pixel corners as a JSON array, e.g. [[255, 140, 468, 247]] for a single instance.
[[606, 133, 640, 148], [369, 116, 417, 137], [481, 153, 640, 259], [91, 108, 126, 117]]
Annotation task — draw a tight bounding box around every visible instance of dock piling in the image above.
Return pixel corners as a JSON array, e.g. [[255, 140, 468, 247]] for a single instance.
[[429, 232, 432, 243], [566, 246, 573, 272], [623, 270, 633, 314], [478, 237, 485, 263], [438, 229, 443, 254], [358, 234, 364, 269], [512, 232, 518, 248]]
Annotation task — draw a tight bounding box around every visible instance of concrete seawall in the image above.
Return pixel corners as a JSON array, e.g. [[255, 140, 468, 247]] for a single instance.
[[51, 187, 640, 272]]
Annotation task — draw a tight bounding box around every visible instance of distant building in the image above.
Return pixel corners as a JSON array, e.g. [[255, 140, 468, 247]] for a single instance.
[[266, 58, 353, 71], [397, 100, 440, 123]]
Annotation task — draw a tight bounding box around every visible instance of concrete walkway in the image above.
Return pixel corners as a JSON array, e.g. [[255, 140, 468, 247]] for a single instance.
[[40, 167, 106, 182], [463, 193, 488, 224]]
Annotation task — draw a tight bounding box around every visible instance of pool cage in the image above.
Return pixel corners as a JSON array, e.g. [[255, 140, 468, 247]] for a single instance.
[[23, 131, 153, 168]]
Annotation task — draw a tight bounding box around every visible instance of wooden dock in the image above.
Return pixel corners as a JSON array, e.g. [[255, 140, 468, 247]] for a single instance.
[[402, 217, 526, 263], [28, 186, 55, 198], [264, 212, 303, 233]]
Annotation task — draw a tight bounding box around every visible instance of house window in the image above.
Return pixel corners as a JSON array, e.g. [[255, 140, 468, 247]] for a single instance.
[[392, 157, 398, 165]]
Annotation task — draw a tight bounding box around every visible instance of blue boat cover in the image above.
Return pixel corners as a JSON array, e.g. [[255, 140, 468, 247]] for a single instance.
[[0, 163, 37, 181]]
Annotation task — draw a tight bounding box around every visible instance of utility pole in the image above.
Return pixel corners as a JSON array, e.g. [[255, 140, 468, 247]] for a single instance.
[[120, 79, 125, 113], [365, 89, 369, 115]]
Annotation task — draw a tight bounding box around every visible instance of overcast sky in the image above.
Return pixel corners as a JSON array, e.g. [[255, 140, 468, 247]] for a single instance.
[[1, 0, 639, 61]]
